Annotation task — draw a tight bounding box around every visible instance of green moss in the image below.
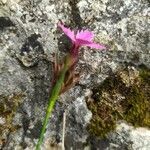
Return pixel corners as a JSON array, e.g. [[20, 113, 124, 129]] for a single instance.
[[87, 65, 150, 138], [139, 64, 150, 84], [0, 93, 24, 144], [124, 86, 150, 127]]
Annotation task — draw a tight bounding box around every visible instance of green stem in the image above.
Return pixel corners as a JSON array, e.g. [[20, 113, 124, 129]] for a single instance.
[[35, 56, 70, 150]]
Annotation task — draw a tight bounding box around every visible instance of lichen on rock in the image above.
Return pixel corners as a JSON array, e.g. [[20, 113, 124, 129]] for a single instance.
[[0, 0, 150, 149], [0, 93, 24, 147], [87, 65, 150, 138]]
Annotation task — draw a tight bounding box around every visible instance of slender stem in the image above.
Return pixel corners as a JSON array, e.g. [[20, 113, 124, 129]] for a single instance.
[[36, 56, 70, 150]]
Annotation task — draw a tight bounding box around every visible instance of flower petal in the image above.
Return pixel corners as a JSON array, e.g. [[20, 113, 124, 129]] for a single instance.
[[58, 23, 75, 42], [76, 39, 92, 45], [76, 30, 94, 42]]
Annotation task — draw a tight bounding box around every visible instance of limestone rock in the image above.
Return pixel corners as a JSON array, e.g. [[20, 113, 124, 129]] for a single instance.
[[0, 0, 149, 149]]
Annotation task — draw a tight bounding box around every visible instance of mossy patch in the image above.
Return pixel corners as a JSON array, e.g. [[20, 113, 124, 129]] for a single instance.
[[86, 65, 150, 138], [0, 93, 24, 146]]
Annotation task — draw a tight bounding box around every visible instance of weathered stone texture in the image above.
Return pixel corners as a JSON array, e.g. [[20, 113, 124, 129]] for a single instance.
[[0, 0, 149, 149]]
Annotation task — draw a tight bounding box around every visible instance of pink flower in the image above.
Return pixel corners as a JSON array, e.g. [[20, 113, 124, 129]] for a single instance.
[[58, 22, 106, 56]]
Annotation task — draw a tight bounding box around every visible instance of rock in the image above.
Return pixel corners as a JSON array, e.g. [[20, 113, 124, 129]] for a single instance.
[[0, 0, 149, 149], [1, 0, 7, 4], [108, 123, 150, 150], [64, 95, 92, 149]]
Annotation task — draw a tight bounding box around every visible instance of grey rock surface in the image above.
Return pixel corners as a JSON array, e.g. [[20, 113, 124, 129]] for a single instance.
[[0, 0, 150, 149], [108, 123, 150, 150]]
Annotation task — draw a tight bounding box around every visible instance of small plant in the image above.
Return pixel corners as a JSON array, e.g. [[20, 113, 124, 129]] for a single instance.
[[35, 22, 106, 150]]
